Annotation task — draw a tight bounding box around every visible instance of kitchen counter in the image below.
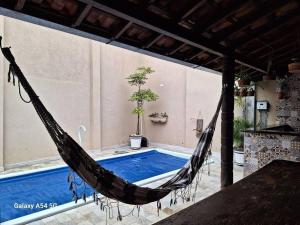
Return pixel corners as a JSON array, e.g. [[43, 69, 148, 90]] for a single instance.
[[243, 125, 300, 176], [244, 125, 300, 136], [155, 160, 300, 225]]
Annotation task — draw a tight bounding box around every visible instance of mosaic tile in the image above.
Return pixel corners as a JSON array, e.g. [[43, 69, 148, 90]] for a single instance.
[[276, 76, 300, 131], [244, 133, 300, 175]]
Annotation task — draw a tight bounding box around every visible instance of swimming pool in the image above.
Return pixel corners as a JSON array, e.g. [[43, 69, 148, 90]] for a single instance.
[[0, 149, 189, 224]]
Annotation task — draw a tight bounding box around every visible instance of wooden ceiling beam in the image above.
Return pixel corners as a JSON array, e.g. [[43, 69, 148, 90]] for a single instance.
[[235, 53, 267, 74], [204, 56, 221, 66], [232, 9, 300, 49], [212, 1, 284, 43], [180, 0, 207, 21], [214, 63, 224, 71], [112, 21, 133, 40], [194, 0, 247, 33], [273, 49, 300, 64], [273, 48, 300, 62], [189, 50, 206, 61], [76, 1, 267, 75], [257, 41, 296, 60], [2, 0, 267, 74], [168, 43, 186, 56], [144, 33, 163, 48], [77, 0, 229, 56], [248, 70, 259, 76], [72, 4, 92, 27], [15, 0, 26, 11], [246, 32, 295, 57]]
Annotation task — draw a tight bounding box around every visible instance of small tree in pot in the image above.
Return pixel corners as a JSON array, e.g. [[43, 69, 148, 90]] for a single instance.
[[127, 66, 159, 149], [233, 118, 252, 166]]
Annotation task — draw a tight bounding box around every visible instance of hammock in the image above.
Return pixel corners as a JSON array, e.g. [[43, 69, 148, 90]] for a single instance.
[[0, 37, 223, 206]]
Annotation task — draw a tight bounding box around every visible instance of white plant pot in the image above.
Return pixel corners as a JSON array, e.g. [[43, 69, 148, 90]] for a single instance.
[[234, 149, 244, 166], [129, 135, 142, 149]]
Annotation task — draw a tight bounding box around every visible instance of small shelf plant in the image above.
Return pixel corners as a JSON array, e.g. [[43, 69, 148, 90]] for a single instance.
[[276, 75, 288, 99], [127, 66, 159, 149], [149, 112, 168, 124], [233, 118, 252, 166]]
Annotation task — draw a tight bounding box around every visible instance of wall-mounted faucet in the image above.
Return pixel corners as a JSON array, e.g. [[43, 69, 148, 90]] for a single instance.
[[77, 125, 87, 146]]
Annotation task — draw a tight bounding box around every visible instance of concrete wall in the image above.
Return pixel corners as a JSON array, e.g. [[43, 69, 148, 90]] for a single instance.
[[100, 44, 141, 147], [256, 80, 278, 126], [142, 56, 187, 146], [185, 68, 222, 150], [1, 17, 93, 165], [0, 16, 222, 168]]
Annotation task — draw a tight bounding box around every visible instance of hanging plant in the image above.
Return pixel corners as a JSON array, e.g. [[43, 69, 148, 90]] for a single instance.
[[288, 58, 300, 74], [235, 69, 251, 87], [247, 87, 255, 96], [235, 66, 252, 87], [239, 88, 247, 97], [276, 75, 288, 100]]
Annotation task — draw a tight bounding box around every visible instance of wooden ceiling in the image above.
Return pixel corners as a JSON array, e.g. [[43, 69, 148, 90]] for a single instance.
[[0, 0, 300, 79]]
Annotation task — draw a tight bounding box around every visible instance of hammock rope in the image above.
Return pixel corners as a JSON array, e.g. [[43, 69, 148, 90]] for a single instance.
[[0, 37, 223, 206]]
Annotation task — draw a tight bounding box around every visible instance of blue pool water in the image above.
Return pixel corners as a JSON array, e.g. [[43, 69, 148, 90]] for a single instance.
[[0, 150, 187, 223]]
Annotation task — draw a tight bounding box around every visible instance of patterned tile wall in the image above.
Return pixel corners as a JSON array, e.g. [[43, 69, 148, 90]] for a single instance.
[[276, 74, 300, 131], [244, 132, 300, 176]]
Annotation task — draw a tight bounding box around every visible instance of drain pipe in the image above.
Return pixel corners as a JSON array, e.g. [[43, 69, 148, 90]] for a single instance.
[[77, 125, 87, 146]]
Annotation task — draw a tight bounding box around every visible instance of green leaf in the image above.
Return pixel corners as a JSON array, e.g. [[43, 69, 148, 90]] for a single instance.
[[126, 67, 155, 86], [129, 89, 159, 102], [132, 107, 144, 115], [233, 118, 252, 148]]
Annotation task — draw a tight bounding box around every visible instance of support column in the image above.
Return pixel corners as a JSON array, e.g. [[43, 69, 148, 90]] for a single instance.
[[0, 16, 4, 171], [221, 53, 235, 188], [89, 40, 101, 150]]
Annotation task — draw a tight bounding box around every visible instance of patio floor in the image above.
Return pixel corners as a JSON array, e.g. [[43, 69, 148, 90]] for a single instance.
[[0, 145, 243, 225]]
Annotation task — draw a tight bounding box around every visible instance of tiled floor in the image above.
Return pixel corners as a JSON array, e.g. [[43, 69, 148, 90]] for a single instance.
[[1, 145, 244, 225]]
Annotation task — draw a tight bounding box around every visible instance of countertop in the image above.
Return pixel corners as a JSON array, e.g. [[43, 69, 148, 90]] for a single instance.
[[244, 125, 300, 136], [154, 160, 300, 225]]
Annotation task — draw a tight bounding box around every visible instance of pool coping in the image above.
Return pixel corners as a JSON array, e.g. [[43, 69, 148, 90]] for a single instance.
[[0, 148, 190, 225]]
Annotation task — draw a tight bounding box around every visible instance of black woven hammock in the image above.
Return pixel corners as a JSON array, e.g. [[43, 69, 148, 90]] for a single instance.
[[0, 37, 223, 205]]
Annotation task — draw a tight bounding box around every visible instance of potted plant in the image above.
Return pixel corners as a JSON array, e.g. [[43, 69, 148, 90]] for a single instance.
[[233, 118, 252, 166], [247, 87, 255, 96], [288, 58, 300, 74], [235, 70, 251, 87], [127, 66, 159, 149], [149, 112, 168, 124], [239, 87, 247, 97], [276, 76, 288, 100]]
